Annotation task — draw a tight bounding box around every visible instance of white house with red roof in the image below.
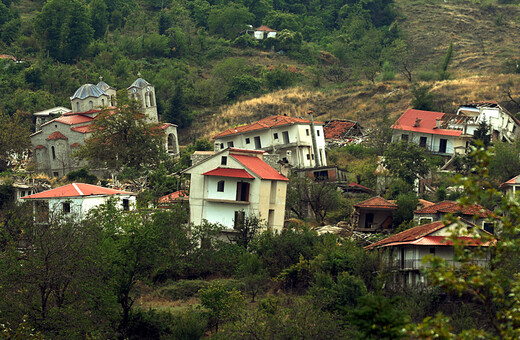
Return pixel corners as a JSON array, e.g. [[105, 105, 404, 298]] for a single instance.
[[366, 219, 494, 287], [351, 196, 398, 232], [21, 183, 136, 221], [391, 108, 467, 156], [182, 148, 289, 231], [30, 77, 179, 177], [500, 175, 520, 198], [213, 115, 327, 169], [252, 25, 277, 40]]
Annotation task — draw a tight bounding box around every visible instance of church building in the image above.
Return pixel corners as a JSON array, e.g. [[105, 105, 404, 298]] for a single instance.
[[30, 76, 179, 177]]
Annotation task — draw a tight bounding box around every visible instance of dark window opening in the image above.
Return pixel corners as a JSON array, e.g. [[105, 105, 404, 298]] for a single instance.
[[234, 211, 245, 229], [254, 136, 262, 149], [245, 138, 250, 144], [273, 133, 278, 139], [306, 129, 310, 136], [236, 182, 250, 202], [483, 223, 495, 234], [306, 154, 310, 160], [227, 141, 234, 148], [123, 199, 130, 211], [317, 130, 320, 136], [401, 134, 409, 141], [365, 213, 374, 229], [53, 172, 59, 177], [217, 180, 225, 192], [51, 146, 56, 160], [439, 139, 447, 153], [221, 156, 227, 165], [429, 247, 436, 255], [282, 131, 289, 144], [419, 136, 427, 148], [63, 202, 71, 214], [313, 170, 329, 181]]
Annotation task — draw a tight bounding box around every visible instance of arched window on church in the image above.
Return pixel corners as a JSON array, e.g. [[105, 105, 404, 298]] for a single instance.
[[76, 102, 80, 112], [51, 146, 56, 160], [150, 92, 155, 106], [102, 99, 105, 107], [145, 93, 150, 107], [89, 101, 93, 110], [111, 95, 115, 106], [168, 133, 177, 154]]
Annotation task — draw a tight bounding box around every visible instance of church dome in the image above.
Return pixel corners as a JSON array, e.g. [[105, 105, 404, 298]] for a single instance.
[[70, 84, 107, 100], [96, 80, 111, 92], [128, 77, 151, 89]]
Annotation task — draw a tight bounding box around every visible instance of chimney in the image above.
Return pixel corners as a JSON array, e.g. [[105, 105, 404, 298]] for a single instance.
[[414, 118, 421, 127]]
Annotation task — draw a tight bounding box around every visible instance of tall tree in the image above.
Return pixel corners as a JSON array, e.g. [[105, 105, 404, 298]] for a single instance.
[[76, 97, 166, 173], [34, 0, 93, 63], [90, 0, 108, 39], [383, 140, 429, 186], [0, 111, 31, 171]]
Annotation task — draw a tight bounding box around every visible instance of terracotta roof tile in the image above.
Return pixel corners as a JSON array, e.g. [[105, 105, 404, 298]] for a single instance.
[[55, 114, 93, 125], [347, 182, 373, 191], [34, 144, 46, 149], [46, 131, 68, 141], [324, 120, 356, 139], [71, 125, 94, 133], [392, 108, 463, 137], [231, 154, 289, 181], [203, 167, 255, 179], [158, 190, 189, 203], [365, 221, 446, 249], [22, 183, 134, 199], [255, 25, 276, 32], [415, 201, 456, 214], [213, 115, 323, 139], [501, 175, 520, 186], [415, 200, 491, 217], [354, 196, 398, 209]]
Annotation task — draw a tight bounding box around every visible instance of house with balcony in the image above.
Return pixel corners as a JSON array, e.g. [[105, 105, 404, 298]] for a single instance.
[[21, 183, 136, 222], [391, 108, 467, 156], [365, 219, 494, 287], [213, 115, 326, 169], [182, 148, 289, 232], [501, 175, 520, 199]]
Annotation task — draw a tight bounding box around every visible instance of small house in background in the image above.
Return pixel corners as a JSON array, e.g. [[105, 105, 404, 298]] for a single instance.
[[33, 106, 71, 131], [500, 175, 520, 198], [323, 119, 365, 148], [294, 166, 348, 182], [365, 219, 494, 288], [158, 190, 189, 207], [342, 182, 375, 196], [21, 183, 136, 222], [351, 196, 398, 232], [413, 200, 493, 233], [252, 26, 277, 40], [182, 148, 289, 232]]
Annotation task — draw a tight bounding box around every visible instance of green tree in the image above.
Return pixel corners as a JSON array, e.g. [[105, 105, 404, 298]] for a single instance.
[[164, 83, 193, 129], [76, 97, 167, 173], [411, 85, 436, 111], [0, 111, 31, 171], [90, 0, 108, 39], [34, 0, 94, 63], [207, 4, 254, 39], [235, 252, 268, 302], [438, 42, 453, 81], [198, 281, 244, 332], [489, 139, 520, 183], [473, 120, 491, 148], [383, 140, 429, 186]]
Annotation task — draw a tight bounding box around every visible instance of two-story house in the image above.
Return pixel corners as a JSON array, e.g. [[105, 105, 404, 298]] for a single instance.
[[21, 183, 136, 222], [182, 148, 288, 232], [366, 219, 494, 287], [391, 108, 467, 156], [213, 115, 327, 169]]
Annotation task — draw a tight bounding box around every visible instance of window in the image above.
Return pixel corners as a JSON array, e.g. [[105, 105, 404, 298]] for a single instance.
[[429, 247, 436, 255], [221, 156, 227, 165], [220, 143, 225, 149], [234, 211, 245, 229], [316, 130, 320, 136], [76, 102, 80, 112], [217, 180, 225, 192], [89, 100, 93, 109], [282, 131, 289, 144], [483, 222, 495, 234], [419, 217, 433, 225], [227, 141, 234, 148], [365, 213, 374, 229], [236, 182, 250, 202], [439, 139, 447, 153], [123, 199, 130, 211], [313, 171, 328, 181], [419, 136, 427, 148], [245, 138, 250, 144], [273, 133, 278, 139], [306, 154, 310, 160], [306, 129, 310, 136], [51, 146, 56, 160], [53, 172, 59, 177], [254, 136, 262, 149], [311, 154, 314, 160], [401, 134, 409, 141], [62, 202, 71, 213], [102, 99, 105, 107]]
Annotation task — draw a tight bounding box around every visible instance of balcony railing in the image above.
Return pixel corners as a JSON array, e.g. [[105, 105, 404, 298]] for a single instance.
[[393, 258, 488, 271]]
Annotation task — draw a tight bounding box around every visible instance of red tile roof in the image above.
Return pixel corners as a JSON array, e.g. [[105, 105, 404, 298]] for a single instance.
[[71, 125, 94, 133], [34, 144, 46, 149], [501, 175, 520, 186], [55, 114, 93, 125], [231, 154, 289, 181], [203, 167, 255, 179], [347, 182, 373, 191], [159, 122, 177, 129], [354, 196, 398, 209], [255, 25, 276, 32], [213, 115, 323, 139], [415, 200, 491, 218], [21, 183, 134, 199], [0, 54, 16, 61], [63, 109, 102, 116], [392, 108, 463, 137], [46, 131, 68, 141], [324, 120, 356, 139], [158, 190, 188, 203], [365, 221, 446, 249]]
